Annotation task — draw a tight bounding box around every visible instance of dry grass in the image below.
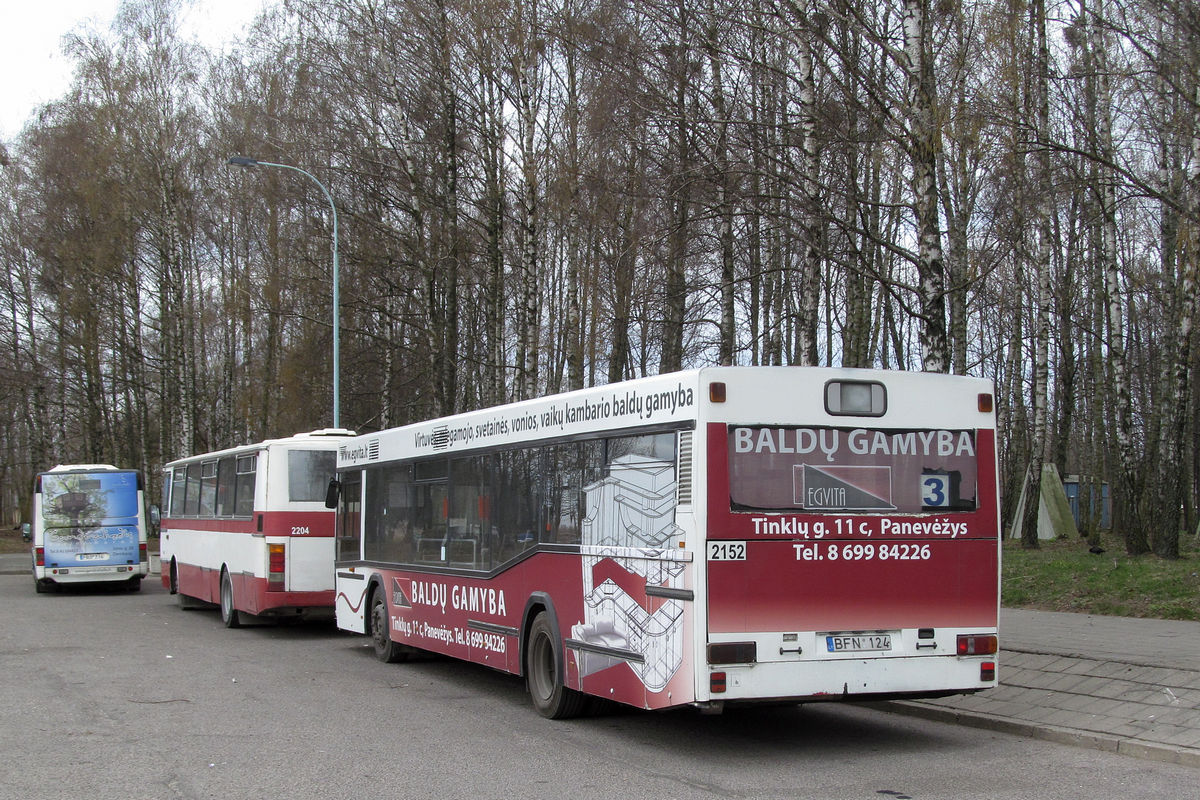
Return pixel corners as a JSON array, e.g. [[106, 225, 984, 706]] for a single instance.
[[0, 527, 29, 555], [1002, 534, 1200, 620]]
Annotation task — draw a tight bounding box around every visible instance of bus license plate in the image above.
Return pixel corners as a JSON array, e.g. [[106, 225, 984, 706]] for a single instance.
[[78, 553, 109, 561], [826, 634, 892, 653]]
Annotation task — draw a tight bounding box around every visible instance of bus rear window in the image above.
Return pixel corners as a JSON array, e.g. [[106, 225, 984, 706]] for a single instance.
[[289, 450, 337, 503], [41, 472, 139, 526], [729, 426, 978, 513]]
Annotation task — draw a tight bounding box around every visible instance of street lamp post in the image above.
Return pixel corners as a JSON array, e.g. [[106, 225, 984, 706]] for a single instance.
[[228, 156, 342, 429]]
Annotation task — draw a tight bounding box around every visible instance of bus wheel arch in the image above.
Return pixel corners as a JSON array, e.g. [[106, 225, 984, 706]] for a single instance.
[[368, 579, 407, 663], [522, 594, 585, 719]]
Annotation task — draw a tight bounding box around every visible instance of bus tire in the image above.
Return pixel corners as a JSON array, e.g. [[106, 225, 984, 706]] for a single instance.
[[526, 611, 585, 719], [169, 559, 179, 594], [371, 590, 406, 663], [220, 569, 242, 629]]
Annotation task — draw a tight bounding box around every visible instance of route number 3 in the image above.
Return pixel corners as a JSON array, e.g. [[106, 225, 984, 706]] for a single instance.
[[921, 474, 950, 507]]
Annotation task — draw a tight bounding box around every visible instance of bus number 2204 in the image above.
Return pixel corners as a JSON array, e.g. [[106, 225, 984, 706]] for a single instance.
[[708, 541, 747, 561]]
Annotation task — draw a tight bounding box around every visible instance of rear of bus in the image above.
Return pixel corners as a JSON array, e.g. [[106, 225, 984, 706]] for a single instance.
[[699, 368, 999, 707], [253, 440, 343, 614], [32, 466, 149, 593], [160, 431, 349, 621]]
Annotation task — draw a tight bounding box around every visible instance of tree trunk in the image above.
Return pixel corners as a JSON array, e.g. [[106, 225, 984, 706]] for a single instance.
[[903, 0, 949, 373]]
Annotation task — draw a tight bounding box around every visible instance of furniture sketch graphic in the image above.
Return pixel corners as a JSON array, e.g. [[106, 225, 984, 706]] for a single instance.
[[572, 454, 686, 691]]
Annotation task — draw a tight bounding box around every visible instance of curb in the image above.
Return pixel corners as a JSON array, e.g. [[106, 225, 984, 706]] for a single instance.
[[872, 700, 1200, 769]]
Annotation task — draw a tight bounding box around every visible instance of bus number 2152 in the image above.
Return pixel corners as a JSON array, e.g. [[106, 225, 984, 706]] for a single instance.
[[708, 541, 747, 561]]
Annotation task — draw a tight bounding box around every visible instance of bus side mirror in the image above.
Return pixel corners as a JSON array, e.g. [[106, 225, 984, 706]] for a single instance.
[[325, 479, 341, 510], [149, 505, 161, 530], [20, 522, 31, 542]]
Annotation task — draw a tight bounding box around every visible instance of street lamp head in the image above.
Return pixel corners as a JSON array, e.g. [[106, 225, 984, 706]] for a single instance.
[[228, 156, 259, 167]]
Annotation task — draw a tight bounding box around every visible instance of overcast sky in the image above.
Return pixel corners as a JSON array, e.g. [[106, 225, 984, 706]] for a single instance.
[[1, 0, 267, 141]]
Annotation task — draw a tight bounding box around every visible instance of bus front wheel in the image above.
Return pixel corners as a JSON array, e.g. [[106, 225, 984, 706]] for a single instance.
[[371, 591, 407, 663], [220, 569, 242, 629], [525, 611, 585, 719]]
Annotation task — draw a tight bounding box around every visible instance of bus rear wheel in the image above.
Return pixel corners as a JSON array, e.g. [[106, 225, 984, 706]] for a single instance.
[[526, 611, 585, 719], [220, 569, 242, 628], [371, 591, 406, 663]]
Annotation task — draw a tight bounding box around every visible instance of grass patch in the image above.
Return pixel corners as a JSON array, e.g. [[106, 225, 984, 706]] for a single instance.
[[1002, 535, 1200, 620], [0, 527, 29, 555]]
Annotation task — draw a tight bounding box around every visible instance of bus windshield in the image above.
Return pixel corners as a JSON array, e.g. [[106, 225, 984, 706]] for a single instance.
[[728, 426, 979, 513]]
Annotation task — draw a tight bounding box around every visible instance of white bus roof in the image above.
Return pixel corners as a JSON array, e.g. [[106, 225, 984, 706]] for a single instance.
[[337, 366, 994, 469], [45, 464, 122, 473], [164, 428, 356, 470]]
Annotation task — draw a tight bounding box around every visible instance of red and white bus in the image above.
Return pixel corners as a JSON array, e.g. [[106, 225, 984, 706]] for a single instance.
[[332, 368, 999, 717], [160, 429, 353, 626]]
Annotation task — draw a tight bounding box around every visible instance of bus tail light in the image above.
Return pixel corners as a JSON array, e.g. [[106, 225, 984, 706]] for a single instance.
[[711, 672, 727, 693], [708, 642, 757, 665], [978, 393, 994, 413], [139, 542, 148, 564], [981, 662, 996, 682], [957, 634, 998, 656], [268, 543, 285, 591], [709, 382, 727, 403], [35, 547, 44, 567]]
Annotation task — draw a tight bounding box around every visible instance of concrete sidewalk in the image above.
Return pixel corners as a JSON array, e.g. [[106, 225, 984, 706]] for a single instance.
[[0, 552, 29, 574], [885, 608, 1200, 767]]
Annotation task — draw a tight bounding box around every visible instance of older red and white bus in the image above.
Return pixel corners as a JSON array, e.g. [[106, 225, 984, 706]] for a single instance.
[[332, 368, 999, 717], [160, 429, 353, 626]]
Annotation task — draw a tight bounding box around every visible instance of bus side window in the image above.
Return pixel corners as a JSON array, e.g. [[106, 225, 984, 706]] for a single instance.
[[560, 440, 604, 545], [591, 433, 679, 549], [234, 455, 257, 517], [199, 460, 218, 517], [493, 449, 537, 564], [169, 468, 187, 517], [541, 442, 598, 547], [449, 455, 489, 570], [338, 472, 362, 562], [365, 464, 413, 564], [412, 459, 448, 564], [184, 463, 202, 516], [216, 456, 236, 517]]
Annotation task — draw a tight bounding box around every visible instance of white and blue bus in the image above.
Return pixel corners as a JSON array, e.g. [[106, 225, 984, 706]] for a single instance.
[[31, 465, 151, 593]]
